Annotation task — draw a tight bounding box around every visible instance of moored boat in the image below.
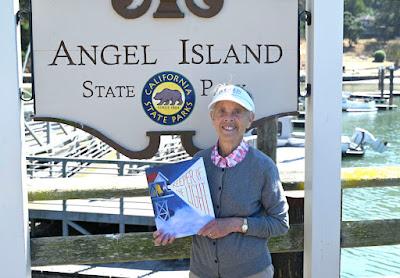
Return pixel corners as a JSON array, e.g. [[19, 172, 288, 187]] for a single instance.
[[342, 93, 377, 112]]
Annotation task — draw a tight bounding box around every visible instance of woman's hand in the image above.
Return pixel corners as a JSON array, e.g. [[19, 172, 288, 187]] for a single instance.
[[153, 230, 176, 246], [198, 218, 243, 239]]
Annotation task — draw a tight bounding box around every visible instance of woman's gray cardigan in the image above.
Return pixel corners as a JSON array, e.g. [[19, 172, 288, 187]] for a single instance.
[[190, 146, 289, 278]]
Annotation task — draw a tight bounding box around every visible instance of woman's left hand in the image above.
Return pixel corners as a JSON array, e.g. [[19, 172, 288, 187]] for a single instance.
[[198, 217, 243, 239]]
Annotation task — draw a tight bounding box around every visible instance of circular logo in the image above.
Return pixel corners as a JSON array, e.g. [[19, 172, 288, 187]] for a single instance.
[[142, 71, 195, 125]]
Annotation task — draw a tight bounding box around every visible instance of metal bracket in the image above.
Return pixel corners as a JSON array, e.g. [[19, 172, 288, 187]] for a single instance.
[[20, 87, 33, 101], [300, 83, 312, 97], [16, 10, 29, 25], [300, 10, 312, 26], [16, 10, 22, 24]]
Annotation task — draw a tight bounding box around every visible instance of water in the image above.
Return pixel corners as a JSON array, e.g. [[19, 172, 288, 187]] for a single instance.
[[342, 98, 400, 168], [340, 83, 400, 278]]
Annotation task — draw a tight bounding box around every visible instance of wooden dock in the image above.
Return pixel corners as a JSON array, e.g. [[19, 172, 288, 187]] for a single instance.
[[349, 91, 400, 99], [29, 196, 155, 227], [376, 104, 398, 110], [32, 260, 190, 278], [291, 119, 305, 128], [27, 166, 400, 278]]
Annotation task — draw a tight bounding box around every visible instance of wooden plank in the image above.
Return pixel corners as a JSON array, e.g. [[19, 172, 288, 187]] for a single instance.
[[376, 104, 398, 110], [27, 176, 149, 201], [341, 166, 400, 189], [30, 219, 400, 267], [30, 232, 192, 267], [30, 224, 303, 267], [341, 219, 400, 248], [29, 186, 149, 201]]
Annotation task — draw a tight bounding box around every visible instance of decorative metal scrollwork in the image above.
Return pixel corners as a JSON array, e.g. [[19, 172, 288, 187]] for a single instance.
[[111, 0, 152, 19], [153, 0, 184, 18], [185, 0, 224, 18], [111, 0, 224, 19]]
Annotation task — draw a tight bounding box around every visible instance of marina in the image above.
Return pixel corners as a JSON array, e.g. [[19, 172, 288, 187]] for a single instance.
[[9, 15, 400, 277], [23, 79, 400, 277], [337, 85, 400, 277], [1, 0, 400, 276], [26, 90, 400, 277]]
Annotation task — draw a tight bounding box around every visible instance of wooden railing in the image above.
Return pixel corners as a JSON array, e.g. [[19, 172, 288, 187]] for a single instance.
[[27, 166, 400, 201], [30, 220, 400, 267], [29, 166, 400, 268]]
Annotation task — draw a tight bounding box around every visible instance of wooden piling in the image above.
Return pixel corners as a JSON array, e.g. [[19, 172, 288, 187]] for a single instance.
[[272, 191, 304, 278], [379, 67, 385, 99], [256, 117, 302, 277], [389, 67, 394, 106], [256, 118, 278, 162]]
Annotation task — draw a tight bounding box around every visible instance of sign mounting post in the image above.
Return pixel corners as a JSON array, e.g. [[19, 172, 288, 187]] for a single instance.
[[0, 0, 31, 277], [304, 0, 343, 277]]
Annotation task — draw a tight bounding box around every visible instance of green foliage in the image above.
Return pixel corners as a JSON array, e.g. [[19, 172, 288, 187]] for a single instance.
[[374, 1, 400, 41], [298, 0, 305, 11], [20, 0, 29, 9], [373, 50, 386, 62], [19, 0, 31, 64], [385, 42, 400, 67], [345, 0, 367, 17], [344, 0, 400, 41], [344, 11, 363, 47], [20, 20, 30, 55], [363, 0, 380, 10], [298, 0, 306, 39]]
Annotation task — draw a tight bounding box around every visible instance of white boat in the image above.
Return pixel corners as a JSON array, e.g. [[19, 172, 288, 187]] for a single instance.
[[341, 135, 364, 156], [342, 127, 387, 155], [277, 116, 305, 147], [342, 94, 377, 112], [245, 116, 387, 157]]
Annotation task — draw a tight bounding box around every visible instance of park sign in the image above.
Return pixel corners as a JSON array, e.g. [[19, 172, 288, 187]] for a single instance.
[[31, 0, 298, 158]]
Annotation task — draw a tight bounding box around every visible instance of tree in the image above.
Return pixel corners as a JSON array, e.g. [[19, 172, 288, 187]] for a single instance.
[[343, 0, 368, 44], [345, 0, 367, 17], [374, 1, 400, 42], [363, 0, 381, 11], [344, 11, 363, 47], [19, 0, 31, 61]]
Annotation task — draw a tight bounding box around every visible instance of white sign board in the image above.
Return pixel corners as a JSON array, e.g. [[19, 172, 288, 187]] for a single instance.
[[32, 0, 298, 158]]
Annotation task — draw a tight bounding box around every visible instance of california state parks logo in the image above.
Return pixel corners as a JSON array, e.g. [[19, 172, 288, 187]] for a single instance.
[[142, 71, 195, 125]]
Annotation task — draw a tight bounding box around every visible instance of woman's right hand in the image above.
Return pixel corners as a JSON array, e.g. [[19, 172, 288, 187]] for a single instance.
[[153, 230, 176, 246]]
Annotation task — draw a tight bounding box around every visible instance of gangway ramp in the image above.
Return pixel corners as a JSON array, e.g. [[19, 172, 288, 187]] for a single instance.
[[29, 197, 155, 227], [28, 176, 156, 235]]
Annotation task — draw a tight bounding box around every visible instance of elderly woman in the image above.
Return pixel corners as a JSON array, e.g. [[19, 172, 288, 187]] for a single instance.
[[154, 84, 289, 278]]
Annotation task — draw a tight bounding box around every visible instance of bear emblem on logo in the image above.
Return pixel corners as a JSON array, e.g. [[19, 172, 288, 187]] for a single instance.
[[142, 71, 195, 126], [154, 88, 183, 105]]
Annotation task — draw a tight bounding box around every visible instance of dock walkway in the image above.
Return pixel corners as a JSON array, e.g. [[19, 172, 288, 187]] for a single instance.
[[29, 196, 155, 228], [32, 260, 190, 278]]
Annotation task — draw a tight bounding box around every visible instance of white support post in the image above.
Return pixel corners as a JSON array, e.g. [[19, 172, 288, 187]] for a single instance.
[[304, 0, 343, 277], [0, 0, 31, 277]]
